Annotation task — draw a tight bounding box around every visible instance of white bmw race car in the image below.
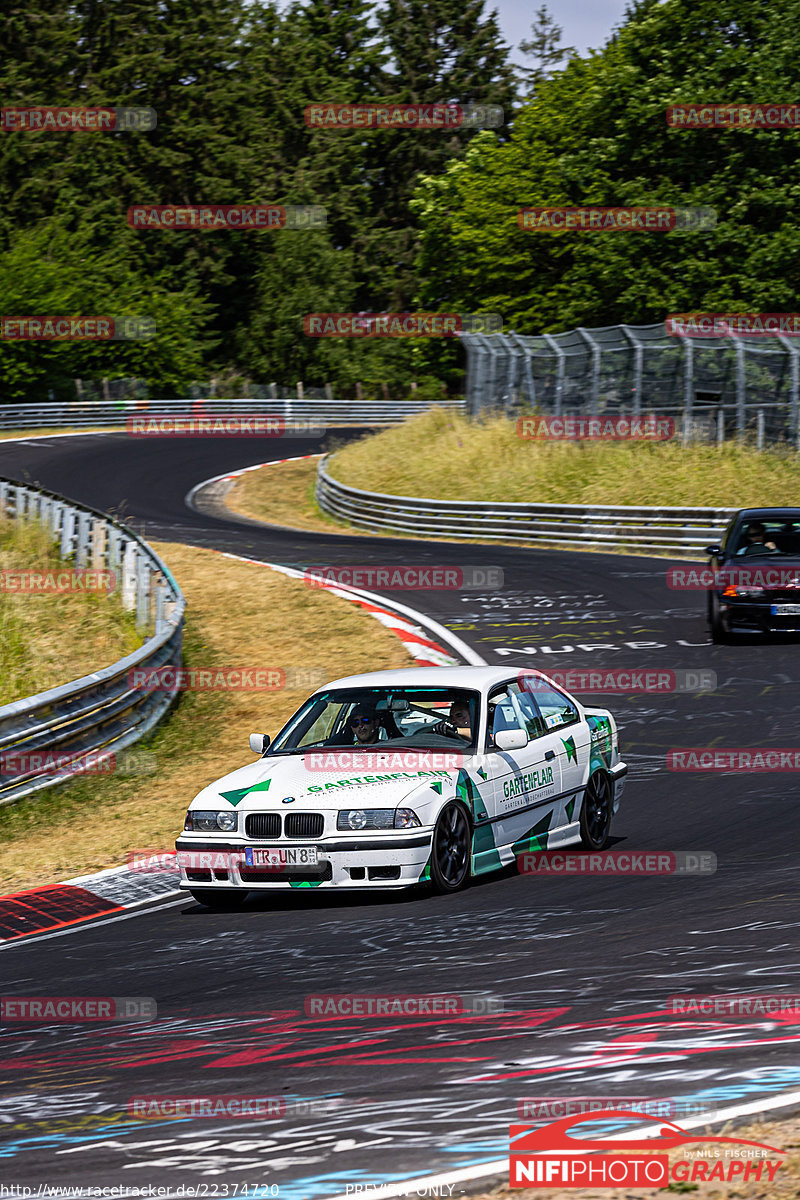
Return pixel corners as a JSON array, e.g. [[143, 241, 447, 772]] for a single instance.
[[176, 666, 627, 906]]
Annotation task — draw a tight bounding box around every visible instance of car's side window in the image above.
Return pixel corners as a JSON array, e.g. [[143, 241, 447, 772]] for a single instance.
[[527, 682, 580, 732], [485, 686, 526, 749], [509, 686, 547, 740]]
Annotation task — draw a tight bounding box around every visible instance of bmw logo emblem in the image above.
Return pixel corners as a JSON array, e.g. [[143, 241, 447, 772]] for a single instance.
[[282, 795, 297, 804]]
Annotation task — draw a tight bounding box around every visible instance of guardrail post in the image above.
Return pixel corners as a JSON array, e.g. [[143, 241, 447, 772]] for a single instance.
[[122, 540, 137, 611], [136, 553, 150, 627], [60, 504, 76, 558], [75, 511, 91, 567]]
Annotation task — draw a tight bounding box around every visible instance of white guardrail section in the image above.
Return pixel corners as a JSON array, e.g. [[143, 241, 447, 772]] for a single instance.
[[0, 479, 185, 806], [0, 398, 464, 430], [316, 459, 737, 554]]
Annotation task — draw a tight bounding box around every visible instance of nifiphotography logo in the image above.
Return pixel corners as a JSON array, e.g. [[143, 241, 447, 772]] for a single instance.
[[509, 1110, 784, 1188]]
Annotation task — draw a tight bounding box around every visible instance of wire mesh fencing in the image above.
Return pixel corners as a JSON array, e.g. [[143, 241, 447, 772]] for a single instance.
[[460, 323, 800, 447]]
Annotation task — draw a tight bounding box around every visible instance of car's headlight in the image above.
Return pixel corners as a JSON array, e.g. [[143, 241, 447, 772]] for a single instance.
[[394, 808, 421, 829], [337, 809, 394, 831], [184, 809, 238, 832], [723, 584, 764, 597]]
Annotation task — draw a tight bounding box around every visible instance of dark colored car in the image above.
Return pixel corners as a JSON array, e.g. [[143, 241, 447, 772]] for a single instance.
[[706, 508, 800, 642]]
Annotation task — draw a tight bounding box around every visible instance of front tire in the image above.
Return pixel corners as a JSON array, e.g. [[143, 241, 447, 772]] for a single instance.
[[709, 594, 728, 644], [579, 772, 613, 850], [189, 888, 248, 910], [430, 801, 472, 893]]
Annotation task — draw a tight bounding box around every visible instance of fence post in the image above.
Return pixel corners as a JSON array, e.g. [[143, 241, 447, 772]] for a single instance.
[[325, 382, 333, 401], [756, 408, 765, 450], [716, 407, 725, 447], [731, 334, 746, 439], [542, 334, 565, 416], [297, 381, 304, 400], [576, 328, 601, 409]]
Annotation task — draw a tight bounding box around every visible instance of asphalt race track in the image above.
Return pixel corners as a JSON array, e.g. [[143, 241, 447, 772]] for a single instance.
[[2, 431, 800, 1197]]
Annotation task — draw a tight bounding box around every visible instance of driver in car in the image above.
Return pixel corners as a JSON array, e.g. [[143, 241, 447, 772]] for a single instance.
[[347, 703, 382, 745], [737, 521, 778, 556], [433, 700, 473, 740]]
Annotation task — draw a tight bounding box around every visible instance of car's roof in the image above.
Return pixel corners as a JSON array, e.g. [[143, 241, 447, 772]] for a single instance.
[[732, 507, 800, 520], [315, 666, 529, 694]]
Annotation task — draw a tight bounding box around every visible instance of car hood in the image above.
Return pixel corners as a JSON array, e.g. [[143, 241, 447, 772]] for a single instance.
[[191, 752, 463, 811]]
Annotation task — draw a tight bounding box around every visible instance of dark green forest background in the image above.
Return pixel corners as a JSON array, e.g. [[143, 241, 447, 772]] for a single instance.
[[1, 0, 797, 401]]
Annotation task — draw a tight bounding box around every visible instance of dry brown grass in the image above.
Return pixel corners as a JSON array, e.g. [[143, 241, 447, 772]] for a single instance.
[[226, 455, 342, 533], [0, 427, 119, 440], [0, 539, 413, 890], [0, 515, 140, 703], [472, 1111, 800, 1199]]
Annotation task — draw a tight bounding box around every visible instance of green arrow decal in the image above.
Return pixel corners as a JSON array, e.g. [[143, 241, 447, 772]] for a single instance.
[[562, 735, 577, 764], [476, 766, 488, 781], [219, 777, 272, 807]]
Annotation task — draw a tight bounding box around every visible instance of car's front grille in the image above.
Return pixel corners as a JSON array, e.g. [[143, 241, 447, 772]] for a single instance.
[[285, 812, 324, 838], [245, 813, 282, 839], [240, 863, 332, 884]]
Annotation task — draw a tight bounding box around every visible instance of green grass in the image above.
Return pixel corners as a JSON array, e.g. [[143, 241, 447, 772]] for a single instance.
[[325, 408, 800, 506], [0, 516, 141, 704]]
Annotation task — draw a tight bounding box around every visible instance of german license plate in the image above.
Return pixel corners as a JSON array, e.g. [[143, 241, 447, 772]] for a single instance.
[[245, 846, 318, 868], [771, 603, 800, 615]]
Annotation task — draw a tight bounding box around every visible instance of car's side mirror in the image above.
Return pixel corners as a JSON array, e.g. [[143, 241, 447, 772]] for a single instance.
[[494, 728, 529, 752], [249, 733, 271, 755], [705, 545, 721, 556]]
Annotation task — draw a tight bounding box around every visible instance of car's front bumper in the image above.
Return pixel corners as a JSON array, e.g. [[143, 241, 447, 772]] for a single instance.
[[720, 599, 800, 634], [174, 832, 433, 891]]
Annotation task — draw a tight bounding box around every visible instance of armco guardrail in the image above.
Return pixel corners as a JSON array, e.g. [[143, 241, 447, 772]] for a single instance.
[[316, 459, 736, 554], [0, 398, 464, 430], [0, 479, 184, 806]]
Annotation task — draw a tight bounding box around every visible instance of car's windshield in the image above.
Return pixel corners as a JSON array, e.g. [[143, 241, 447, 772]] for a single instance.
[[268, 687, 480, 754], [732, 518, 800, 557]]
